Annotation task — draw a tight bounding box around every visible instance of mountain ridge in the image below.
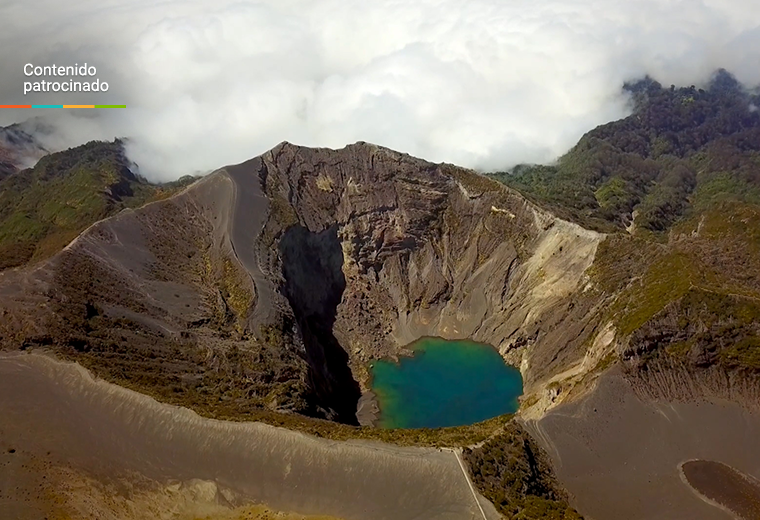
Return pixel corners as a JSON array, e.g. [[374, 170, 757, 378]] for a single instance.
[[2, 119, 759, 424], [494, 69, 760, 233], [0, 139, 189, 271], [0, 140, 607, 424]]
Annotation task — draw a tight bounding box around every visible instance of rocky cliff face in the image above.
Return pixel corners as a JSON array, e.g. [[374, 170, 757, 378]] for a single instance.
[[253, 143, 609, 415], [621, 287, 760, 406], [0, 141, 612, 424]]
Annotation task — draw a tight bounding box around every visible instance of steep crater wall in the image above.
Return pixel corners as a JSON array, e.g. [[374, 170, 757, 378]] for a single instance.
[[279, 225, 361, 423], [256, 142, 608, 411], [1, 142, 611, 426]]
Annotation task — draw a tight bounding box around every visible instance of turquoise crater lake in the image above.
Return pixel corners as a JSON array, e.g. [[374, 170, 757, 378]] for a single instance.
[[370, 337, 523, 429]]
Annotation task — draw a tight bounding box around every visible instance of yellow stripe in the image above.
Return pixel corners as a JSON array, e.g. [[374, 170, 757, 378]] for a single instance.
[[63, 105, 95, 108]]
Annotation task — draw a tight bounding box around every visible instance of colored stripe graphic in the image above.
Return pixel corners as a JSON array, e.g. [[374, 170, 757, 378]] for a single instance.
[[1, 105, 125, 108]]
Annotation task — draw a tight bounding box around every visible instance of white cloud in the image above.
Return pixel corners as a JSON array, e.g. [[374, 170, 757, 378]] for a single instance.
[[1, 0, 760, 181]]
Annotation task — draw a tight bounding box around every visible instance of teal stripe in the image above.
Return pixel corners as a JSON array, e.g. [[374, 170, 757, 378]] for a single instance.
[[32, 105, 63, 108]]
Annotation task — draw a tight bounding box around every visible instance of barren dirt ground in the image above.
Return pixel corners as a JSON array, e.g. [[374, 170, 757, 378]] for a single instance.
[[527, 368, 760, 520]]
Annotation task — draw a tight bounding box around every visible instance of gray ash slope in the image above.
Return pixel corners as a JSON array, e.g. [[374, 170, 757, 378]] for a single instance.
[[0, 351, 501, 520]]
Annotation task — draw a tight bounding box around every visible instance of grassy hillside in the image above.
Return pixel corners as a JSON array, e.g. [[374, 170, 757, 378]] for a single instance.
[[492, 70, 760, 233], [0, 140, 186, 270], [492, 70, 760, 380]]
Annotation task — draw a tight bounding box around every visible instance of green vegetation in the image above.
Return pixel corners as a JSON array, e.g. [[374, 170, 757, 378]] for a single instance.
[[0, 140, 185, 270], [490, 71, 760, 380], [721, 337, 760, 370], [666, 340, 694, 358], [612, 251, 696, 335], [589, 202, 760, 373], [490, 70, 760, 234], [594, 176, 629, 210], [221, 256, 254, 331], [693, 171, 760, 210], [625, 287, 760, 371], [464, 422, 582, 519]]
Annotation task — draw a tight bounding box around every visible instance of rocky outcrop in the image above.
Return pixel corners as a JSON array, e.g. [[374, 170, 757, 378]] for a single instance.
[[278, 224, 360, 423], [624, 358, 760, 407], [620, 287, 760, 408]]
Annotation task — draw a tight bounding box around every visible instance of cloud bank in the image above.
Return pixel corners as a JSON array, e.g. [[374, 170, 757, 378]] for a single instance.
[[2, 0, 760, 181]]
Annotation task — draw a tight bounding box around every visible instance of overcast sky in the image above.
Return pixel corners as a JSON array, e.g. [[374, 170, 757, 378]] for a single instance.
[[2, 0, 760, 180]]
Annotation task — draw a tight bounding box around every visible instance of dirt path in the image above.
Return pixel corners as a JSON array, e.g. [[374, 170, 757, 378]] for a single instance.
[[446, 448, 489, 520], [224, 159, 278, 326]]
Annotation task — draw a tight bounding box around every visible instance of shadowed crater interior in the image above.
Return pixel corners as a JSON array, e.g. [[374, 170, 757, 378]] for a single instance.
[[279, 224, 361, 424]]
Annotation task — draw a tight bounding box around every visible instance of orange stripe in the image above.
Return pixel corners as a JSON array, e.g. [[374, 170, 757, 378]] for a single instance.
[[63, 105, 95, 108]]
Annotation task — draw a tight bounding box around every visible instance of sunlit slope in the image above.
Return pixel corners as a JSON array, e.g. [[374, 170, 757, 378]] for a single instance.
[[0, 140, 185, 270]]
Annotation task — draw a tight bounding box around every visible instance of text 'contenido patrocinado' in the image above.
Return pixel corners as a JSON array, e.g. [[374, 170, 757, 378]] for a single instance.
[[23, 63, 109, 95]]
